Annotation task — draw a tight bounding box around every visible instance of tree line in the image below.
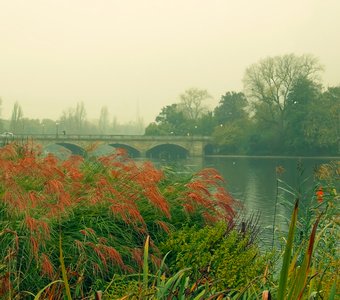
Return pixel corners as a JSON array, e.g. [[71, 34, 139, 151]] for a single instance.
[[0, 101, 145, 136], [145, 53, 339, 156], [1, 53, 339, 155]]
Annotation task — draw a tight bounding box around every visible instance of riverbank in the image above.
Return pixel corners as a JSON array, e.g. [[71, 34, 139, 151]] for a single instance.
[[0, 143, 338, 299]]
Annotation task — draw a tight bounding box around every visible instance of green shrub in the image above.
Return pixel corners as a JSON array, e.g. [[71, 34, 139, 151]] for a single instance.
[[161, 221, 270, 291]]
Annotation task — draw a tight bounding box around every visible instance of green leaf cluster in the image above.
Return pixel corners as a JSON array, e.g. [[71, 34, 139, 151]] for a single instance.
[[161, 222, 270, 291]]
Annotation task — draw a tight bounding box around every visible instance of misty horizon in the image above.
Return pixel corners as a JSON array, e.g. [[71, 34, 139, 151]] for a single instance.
[[1, 0, 340, 125]]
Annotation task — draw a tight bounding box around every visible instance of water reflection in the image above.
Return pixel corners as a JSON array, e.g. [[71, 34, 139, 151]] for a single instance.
[[204, 156, 336, 246], [154, 156, 337, 246]]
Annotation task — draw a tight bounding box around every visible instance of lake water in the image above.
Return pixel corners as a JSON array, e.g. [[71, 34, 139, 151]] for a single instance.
[[157, 155, 338, 247]]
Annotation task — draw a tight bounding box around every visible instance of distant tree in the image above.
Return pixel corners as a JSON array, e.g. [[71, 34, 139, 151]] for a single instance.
[[134, 115, 145, 135], [20, 118, 41, 134], [60, 108, 75, 133], [243, 54, 323, 145], [60, 101, 88, 134], [144, 122, 166, 136], [179, 88, 211, 121], [303, 85, 340, 154], [111, 116, 118, 133], [212, 92, 251, 154], [41, 119, 58, 134], [98, 106, 110, 134], [156, 104, 186, 126], [10, 101, 24, 133], [74, 102, 87, 132], [244, 54, 322, 131], [0, 97, 3, 131], [145, 104, 189, 136], [197, 111, 216, 136], [214, 92, 249, 125], [284, 77, 322, 154], [213, 121, 249, 153]]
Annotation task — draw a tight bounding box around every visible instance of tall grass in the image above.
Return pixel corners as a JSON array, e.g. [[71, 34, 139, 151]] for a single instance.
[[274, 161, 339, 299], [0, 143, 237, 297]]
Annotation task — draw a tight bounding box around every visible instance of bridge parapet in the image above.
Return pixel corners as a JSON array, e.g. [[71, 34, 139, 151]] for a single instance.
[[7, 134, 213, 157]]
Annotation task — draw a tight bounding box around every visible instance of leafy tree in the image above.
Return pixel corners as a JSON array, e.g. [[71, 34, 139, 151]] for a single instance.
[[197, 111, 216, 136], [179, 88, 211, 121], [212, 92, 251, 153], [303, 86, 340, 154], [284, 77, 322, 154], [243, 54, 323, 145], [214, 92, 248, 125], [145, 104, 189, 136], [144, 122, 167, 136], [213, 122, 245, 153], [145, 89, 213, 136]]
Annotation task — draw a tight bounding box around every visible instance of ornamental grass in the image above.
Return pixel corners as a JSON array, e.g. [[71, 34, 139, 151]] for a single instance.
[[0, 143, 236, 298]]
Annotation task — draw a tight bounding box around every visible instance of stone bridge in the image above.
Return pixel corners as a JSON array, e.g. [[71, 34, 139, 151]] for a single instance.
[[7, 134, 213, 158]]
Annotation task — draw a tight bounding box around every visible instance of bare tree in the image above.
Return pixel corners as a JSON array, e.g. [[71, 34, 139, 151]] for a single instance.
[[98, 106, 110, 134], [60, 101, 87, 134], [243, 53, 323, 136], [179, 88, 211, 121], [10, 101, 24, 132], [75, 102, 87, 131]]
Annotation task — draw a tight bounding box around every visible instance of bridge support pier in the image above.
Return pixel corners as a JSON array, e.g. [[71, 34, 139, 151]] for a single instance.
[[189, 143, 204, 157]]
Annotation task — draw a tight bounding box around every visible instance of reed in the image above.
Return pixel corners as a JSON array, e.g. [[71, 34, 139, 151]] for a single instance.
[[0, 143, 237, 297]]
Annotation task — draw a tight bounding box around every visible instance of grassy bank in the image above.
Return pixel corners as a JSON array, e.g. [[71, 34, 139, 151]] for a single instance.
[[0, 143, 338, 299]]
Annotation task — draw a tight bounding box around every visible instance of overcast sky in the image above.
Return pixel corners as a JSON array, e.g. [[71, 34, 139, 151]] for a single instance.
[[1, 0, 339, 124]]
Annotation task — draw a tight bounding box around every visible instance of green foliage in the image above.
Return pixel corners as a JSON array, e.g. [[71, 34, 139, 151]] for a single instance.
[[161, 221, 270, 291], [310, 162, 340, 298], [145, 54, 338, 156], [277, 200, 299, 300], [104, 237, 217, 300], [214, 92, 248, 125], [284, 78, 322, 154], [59, 234, 72, 300], [272, 161, 339, 299], [304, 86, 340, 154], [145, 103, 189, 136]]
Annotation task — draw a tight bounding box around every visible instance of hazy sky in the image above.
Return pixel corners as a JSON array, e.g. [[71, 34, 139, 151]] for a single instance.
[[1, 0, 339, 124]]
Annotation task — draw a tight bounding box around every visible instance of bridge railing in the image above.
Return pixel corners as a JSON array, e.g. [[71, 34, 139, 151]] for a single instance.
[[9, 134, 212, 142]]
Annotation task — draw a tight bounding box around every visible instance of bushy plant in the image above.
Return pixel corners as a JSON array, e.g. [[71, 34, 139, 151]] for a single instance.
[[309, 161, 339, 298], [272, 161, 339, 299], [160, 221, 270, 292]]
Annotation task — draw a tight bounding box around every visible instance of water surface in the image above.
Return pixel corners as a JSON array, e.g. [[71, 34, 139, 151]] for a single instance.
[[162, 156, 338, 247]]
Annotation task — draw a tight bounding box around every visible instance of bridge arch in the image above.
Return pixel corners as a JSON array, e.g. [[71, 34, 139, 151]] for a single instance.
[[109, 143, 141, 158], [146, 144, 189, 159], [56, 143, 86, 156], [44, 142, 86, 157]]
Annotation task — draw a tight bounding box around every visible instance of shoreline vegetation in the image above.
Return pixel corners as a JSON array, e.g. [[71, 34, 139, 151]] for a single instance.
[[0, 143, 338, 299]]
